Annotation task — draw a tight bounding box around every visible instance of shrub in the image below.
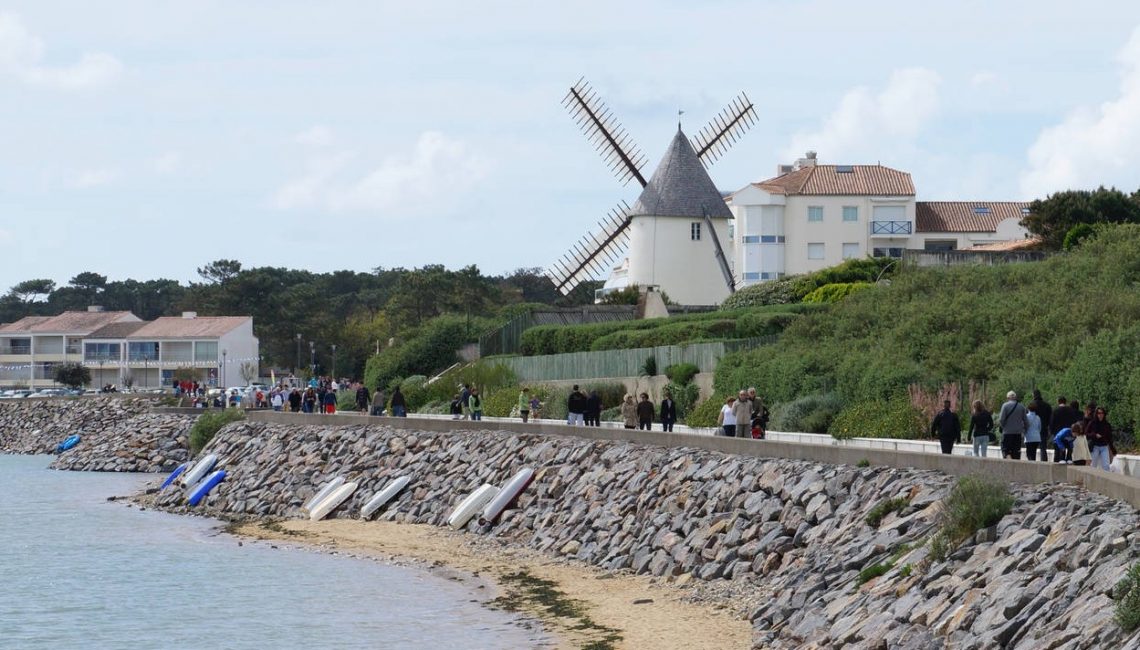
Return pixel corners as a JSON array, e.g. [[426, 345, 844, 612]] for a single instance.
[[336, 390, 357, 411], [641, 355, 658, 377], [829, 397, 926, 441], [189, 409, 245, 455], [363, 315, 480, 390], [770, 392, 844, 433], [856, 458, 871, 468], [482, 387, 520, 417], [865, 496, 909, 528], [1114, 562, 1140, 632], [803, 282, 871, 304], [53, 362, 91, 390], [1064, 222, 1096, 250], [929, 474, 1014, 561], [664, 363, 700, 385], [685, 394, 726, 427], [664, 382, 700, 419], [856, 562, 893, 586], [734, 312, 800, 338]]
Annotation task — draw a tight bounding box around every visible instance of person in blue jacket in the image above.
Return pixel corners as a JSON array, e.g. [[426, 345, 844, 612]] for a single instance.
[[1053, 427, 1075, 464]]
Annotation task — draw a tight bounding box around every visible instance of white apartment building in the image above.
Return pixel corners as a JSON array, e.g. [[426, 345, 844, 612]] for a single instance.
[[728, 153, 1030, 286], [0, 308, 258, 390]]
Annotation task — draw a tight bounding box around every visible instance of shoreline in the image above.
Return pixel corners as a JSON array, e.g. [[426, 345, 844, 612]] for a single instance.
[[232, 518, 751, 650]]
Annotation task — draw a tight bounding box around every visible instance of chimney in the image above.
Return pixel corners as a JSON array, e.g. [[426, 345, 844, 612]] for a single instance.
[[87, 305, 105, 312], [182, 311, 197, 319], [794, 151, 818, 170]]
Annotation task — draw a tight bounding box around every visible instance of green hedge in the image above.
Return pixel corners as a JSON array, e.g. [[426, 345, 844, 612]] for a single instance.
[[722, 257, 896, 310], [189, 409, 245, 454], [803, 282, 871, 304], [828, 398, 926, 441]]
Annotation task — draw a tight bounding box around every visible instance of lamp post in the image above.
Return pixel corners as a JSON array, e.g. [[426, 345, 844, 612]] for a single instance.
[[330, 344, 337, 382], [295, 333, 302, 374], [309, 341, 315, 378], [222, 349, 227, 387], [144, 355, 149, 389]]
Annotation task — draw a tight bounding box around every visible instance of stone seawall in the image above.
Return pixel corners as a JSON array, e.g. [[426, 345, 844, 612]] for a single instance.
[[0, 397, 155, 454], [154, 420, 1140, 649], [49, 412, 196, 472]]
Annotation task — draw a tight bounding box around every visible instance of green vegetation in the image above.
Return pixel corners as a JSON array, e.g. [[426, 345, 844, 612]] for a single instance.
[[52, 362, 91, 390], [664, 363, 700, 385], [856, 459, 871, 468], [1114, 562, 1140, 632], [713, 226, 1140, 442], [189, 409, 245, 454], [856, 561, 893, 586], [1023, 186, 1140, 250], [518, 304, 812, 356], [770, 392, 844, 434], [803, 281, 871, 304], [929, 475, 1014, 562], [494, 570, 621, 649], [865, 496, 910, 528], [685, 393, 727, 428], [721, 257, 897, 310]]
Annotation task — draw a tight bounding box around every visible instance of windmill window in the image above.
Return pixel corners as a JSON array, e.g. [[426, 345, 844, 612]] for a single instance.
[[808, 243, 825, 260], [691, 223, 701, 241], [808, 206, 823, 222], [742, 235, 760, 244], [843, 206, 858, 222]]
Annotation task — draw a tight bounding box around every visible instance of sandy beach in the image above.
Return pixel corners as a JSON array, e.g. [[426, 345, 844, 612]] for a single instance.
[[235, 519, 751, 650]]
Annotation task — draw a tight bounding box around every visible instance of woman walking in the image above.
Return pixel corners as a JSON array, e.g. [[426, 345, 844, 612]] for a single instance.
[[968, 400, 994, 459], [1086, 407, 1113, 470], [717, 396, 737, 437], [621, 394, 637, 430]]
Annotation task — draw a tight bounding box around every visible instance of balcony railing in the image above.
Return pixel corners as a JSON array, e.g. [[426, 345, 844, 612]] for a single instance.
[[871, 220, 912, 235], [66, 345, 82, 354], [1, 346, 31, 355]]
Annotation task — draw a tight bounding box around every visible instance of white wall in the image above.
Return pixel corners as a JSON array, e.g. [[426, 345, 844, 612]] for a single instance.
[[217, 319, 260, 385], [626, 215, 733, 305], [782, 195, 914, 275]]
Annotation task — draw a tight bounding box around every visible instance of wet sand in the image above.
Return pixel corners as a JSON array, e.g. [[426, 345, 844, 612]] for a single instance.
[[235, 519, 751, 649]]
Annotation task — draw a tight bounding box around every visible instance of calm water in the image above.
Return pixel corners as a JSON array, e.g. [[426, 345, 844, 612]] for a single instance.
[[0, 455, 544, 649]]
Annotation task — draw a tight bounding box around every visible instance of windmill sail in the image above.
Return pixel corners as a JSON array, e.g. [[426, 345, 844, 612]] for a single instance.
[[547, 202, 633, 295], [691, 92, 757, 167], [563, 78, 648, 187]]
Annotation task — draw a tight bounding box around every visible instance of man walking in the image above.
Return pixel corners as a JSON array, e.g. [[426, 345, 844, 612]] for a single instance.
[[1050, 396, 1078, 463], [659, 391, 677, 432], [1029, 389, 1053, 461], [732, 390, 752, 438], [998, 391, 1029, 460], [931, 400, 961, 454], [566, 385, 587, 426]]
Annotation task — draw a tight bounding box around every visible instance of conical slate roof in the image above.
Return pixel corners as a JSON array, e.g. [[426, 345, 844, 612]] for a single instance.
[[630, 127, 733, 219]]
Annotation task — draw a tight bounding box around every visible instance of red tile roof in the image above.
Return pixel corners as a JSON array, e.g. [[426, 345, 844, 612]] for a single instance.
[[128, 316, 251, 339], [0, 311, 137, 334], [916, 201, 1030, 233], [753, 165, 914, 196]]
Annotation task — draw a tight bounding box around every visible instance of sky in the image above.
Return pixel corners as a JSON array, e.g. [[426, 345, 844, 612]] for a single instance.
[[3, 1, 1140, 289]]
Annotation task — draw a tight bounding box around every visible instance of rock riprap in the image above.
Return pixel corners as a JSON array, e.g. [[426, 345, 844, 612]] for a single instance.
[[153, 421, 1140, 650], [49, 412, 195, 472], [0, 397, 156, 455]]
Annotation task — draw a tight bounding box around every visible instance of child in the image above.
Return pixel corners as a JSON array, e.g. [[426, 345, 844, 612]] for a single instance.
[[1070, 422, 1091, 466], [449, 394, 463, 420], [1053, 426, 1074, 464], [529, 395, 542, 420]]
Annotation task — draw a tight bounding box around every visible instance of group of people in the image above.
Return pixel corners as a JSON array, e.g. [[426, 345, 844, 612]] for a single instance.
[[930, 389, 1121, 471], [450, 384, 484, 420], [715, 388, 770, 438], [617, 390, 678, 431]]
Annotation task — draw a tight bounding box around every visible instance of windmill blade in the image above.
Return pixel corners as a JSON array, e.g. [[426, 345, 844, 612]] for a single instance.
[[546, 202, 633, 295], [692, 92, 757, 167], [563, 78, 648, 187]]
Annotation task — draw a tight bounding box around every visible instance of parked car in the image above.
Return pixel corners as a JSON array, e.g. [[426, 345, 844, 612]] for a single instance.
[[0, 389, 33, 399], [28, 388, 69, 398]]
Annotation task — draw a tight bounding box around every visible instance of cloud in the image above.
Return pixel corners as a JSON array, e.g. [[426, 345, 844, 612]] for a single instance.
[[152, 151, 182, 174], [1020, 26, 1140, 198], [71, 168, 119, 189], [781, 68, 941, 162], [0, 12, 121, 89], [294, 125, 334, 147], [273, 131, 491, 215]]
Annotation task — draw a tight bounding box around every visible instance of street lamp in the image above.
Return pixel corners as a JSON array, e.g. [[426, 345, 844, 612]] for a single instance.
[[330, 344, 337, 381], [295, 333, 302, 374], [309, 341, 315, 378], [144, 355, 149, 389], [222, 349, 227, 387]]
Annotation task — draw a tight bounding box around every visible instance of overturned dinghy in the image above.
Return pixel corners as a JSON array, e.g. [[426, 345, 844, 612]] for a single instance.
[[309, 482, 358, 521], [360, 476, 411, 520], [447, 484, 499, 530], [301, 477, 345, 515], [480, 468, 535, 526], [56, 435, 81, 453], [160, 462, 190, 490], [187, 470, 226, 506], [180, 454, 218, 488]]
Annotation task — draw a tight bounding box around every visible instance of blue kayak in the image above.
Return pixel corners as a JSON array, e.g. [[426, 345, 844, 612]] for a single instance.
[[56, 435, 81, 453], [159, 462, 189, 490], [187, 470, 226, 506]]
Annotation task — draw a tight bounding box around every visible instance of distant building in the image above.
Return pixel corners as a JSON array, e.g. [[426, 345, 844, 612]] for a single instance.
[[0, 307, 258, 389], [728, 152, 1030, 286]]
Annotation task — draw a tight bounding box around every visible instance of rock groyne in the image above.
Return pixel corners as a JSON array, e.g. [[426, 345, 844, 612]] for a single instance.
[[0, 397, 155, 455], [49, 412, 196, 472], [153, 420, 1140, 650]]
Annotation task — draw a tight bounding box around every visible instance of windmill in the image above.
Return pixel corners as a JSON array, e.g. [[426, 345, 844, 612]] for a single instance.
[[547, 77, 757, 305]]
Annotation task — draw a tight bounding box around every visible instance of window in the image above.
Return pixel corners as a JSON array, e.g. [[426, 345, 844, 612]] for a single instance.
[[742, 235, 760, 244], [84, 342, 120, 361], [5, 337, 31, 355], [128, 341, 160, 362], [873, 247, 904, 258], [760, 235, 786, 243], [195, 341, 218, 362], [924, 240, 957, 253], [973, 206, 991, 214], [807, 243, 825, 260], [842, 206, 858, 222], [761, 272, 785, 280], [808, 206, 823, 222], [742, 272, 761, 280], [836, 165, 854, 173], [842, 243, 859, 259], [690, 222, 701, 241]]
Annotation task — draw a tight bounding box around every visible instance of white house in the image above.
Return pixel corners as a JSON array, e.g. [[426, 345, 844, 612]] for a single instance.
[[0, 307, 258, 390], [728, 153, 1031, 287]]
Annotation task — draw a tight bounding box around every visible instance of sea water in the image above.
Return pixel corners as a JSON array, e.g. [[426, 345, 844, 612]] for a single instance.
[[0, 455, 544, 649]]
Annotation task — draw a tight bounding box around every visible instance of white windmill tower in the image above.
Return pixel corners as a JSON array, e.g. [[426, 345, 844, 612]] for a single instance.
[[547, 78, 757, 306]]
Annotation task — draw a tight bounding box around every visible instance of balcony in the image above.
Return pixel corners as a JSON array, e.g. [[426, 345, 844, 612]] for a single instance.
[[870, 220, 913, 236], [1, 345, 31, 355]]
